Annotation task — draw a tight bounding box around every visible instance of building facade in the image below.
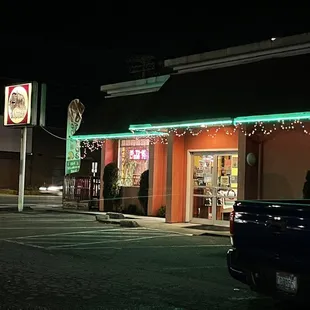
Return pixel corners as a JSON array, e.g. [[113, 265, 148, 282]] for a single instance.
[[74, 110, 310, 226], [73, 33, 310, 226]]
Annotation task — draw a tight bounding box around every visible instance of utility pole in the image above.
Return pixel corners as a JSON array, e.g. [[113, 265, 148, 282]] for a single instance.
[[18, 127, 27, 212]]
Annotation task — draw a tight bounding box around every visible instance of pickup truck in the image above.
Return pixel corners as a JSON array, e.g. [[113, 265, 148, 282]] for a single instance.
[[227, 199, 310, 301]]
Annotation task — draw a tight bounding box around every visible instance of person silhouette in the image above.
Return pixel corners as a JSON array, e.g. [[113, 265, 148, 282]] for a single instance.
[[303, 170, 310, 199]]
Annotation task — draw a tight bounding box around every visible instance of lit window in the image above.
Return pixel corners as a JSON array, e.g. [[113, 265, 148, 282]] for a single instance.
[[118, 139, 149, 186]]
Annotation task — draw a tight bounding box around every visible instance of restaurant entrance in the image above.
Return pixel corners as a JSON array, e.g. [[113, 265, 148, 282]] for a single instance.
[[189, 151, 238, 226]]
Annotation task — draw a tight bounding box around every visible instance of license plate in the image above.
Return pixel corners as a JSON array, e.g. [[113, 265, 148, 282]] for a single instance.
[[276, 272, 298, 294]]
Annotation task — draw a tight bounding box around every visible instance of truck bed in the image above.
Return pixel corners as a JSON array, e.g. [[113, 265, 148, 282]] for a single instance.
[[228, 199, 310, 300], [234, 199, 310, 256]]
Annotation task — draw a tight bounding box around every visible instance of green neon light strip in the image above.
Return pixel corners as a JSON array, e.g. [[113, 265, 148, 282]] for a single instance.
[[234, 111, 310, 124], [129, 118, 233, 131], [72, 112, 310, 141], [71, 131, 168, 141]]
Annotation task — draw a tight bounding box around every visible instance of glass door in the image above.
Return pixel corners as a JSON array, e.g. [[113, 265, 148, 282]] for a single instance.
[[191, 153, 216, 222], [191, 152, 238, 225], [215, 154, 238, 225]]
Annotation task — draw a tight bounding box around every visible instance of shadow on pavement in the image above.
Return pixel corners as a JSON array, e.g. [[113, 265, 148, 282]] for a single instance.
[[0, 206, 33, 212], [246, 298, 307, 310], [185, 224, 229, 232]]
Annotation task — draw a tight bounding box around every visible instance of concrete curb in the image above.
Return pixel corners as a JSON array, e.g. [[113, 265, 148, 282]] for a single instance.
[[95, 215, 140, 227], [39, 208, 230, 237], [120, 220, 140, 227], [199, 231, 230, 238], [44, 209, 99, 216], [94, 214, 229, 237]]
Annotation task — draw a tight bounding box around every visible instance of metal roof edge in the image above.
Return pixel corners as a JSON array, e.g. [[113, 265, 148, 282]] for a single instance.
[[164, 33, 310, 74], [71, 131, 168, 141], [100, 75, 170, 98]]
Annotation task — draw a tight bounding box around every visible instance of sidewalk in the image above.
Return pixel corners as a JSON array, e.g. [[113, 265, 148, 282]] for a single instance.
[[32, 206, 230, 237], [0, 204, 229, 237]]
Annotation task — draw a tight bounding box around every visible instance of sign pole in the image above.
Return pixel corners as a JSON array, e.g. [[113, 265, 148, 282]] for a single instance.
[[18, 127, 27, 212]]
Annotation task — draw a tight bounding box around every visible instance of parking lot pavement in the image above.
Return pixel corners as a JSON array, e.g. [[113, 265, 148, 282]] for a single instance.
[[3, 226, 192, 250], [0, 211, 283, 310]]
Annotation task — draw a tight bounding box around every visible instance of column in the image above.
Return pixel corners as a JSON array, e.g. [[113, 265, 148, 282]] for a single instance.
[[237, 132, 260, 200], [166, 135, 186, 223], [99, 139, 118, 211], [148, 143, 167, 216], [99, 144, 106, 211]]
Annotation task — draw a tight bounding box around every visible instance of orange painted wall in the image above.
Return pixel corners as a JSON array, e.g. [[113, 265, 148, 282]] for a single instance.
[[150, 143, 167, 216], [105, 140, 118, 164], [168, 127, 238, 223], [167, 135, 186, 222], [262, 130, 310, 199], [184, 128, 238, 150]]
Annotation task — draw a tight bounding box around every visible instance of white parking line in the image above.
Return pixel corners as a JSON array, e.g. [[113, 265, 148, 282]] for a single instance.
[[0, 226, 108, 231], [2, 226, 198, 251], [60, 231, 169, 236], [4, 239, 45, 249], [47, 234, 182, 249], [24, 233, 171, 242], [5, 227, 132, 240], [142, 227, 194, 236], [163, 266, 225, 270], [27, 233, 171, 241], [1, 220, 95, 223], [51, 244, 230, 250], [228, 296, 268, 301]]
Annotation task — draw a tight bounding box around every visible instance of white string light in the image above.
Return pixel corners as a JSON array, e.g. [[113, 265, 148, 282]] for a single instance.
[[80, 119, 310, 159], [131, 120, 310, 139], [80, 140, 105, 159]]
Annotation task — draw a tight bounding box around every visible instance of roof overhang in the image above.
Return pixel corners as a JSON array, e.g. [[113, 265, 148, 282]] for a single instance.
[[129, 112, 310, 132], [100, 75, 170, 98], [71, 131, 168, 141], [164, 33, 310, 74], [74, 112, 310, 142], [234, 111, 310, 125], [129, 118, 233, 131]]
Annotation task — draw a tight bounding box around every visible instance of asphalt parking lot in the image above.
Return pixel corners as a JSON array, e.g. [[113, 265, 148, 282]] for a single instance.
[[0, 211, 293, 309]]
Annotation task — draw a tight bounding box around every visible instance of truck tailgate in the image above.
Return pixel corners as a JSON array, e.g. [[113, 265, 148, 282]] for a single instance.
[[233, 200, 310, 260]]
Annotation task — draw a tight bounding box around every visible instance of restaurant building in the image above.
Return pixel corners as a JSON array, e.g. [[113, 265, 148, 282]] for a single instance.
[[73, 110, 310, 226], [73, 33, 310, 226]]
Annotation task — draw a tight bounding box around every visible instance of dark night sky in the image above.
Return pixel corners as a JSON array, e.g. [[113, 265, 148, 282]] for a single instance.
[[0, 5, 309, 128]]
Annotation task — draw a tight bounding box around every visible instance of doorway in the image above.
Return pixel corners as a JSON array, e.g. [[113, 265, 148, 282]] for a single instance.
[[189, 151, 238, 226]]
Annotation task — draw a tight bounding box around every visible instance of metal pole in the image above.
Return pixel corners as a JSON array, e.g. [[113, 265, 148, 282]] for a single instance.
[[18, 127, 27, 212], [257, 141, 263, 200]]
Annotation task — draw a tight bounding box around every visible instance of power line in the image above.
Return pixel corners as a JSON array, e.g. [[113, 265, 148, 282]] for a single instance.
[[40, 126, 66, 141]]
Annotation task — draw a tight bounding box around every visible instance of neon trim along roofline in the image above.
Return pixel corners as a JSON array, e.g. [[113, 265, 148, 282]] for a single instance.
[[71, 131, 168, 141], [129, 118, 233, 131], [129, 112, 310, 130], [234, 111, 310, 124], [73, 111, 310, 141]]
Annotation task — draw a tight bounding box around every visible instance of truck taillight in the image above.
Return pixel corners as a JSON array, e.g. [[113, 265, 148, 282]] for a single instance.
[[230, 210, 235, 235]]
